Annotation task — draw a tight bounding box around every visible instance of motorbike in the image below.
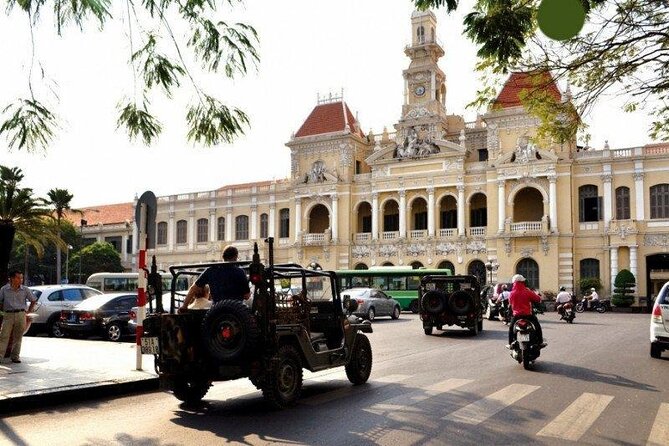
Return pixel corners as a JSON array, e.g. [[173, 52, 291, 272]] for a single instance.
[[575, 298, 609, 313], [508, 317, 545, 369], [499, 300, 511, 324], [557, 302, 576, 323], [486, 296, 502, 320]]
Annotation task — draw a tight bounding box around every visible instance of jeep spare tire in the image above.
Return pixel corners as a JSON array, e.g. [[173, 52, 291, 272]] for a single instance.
[[448, 290, 474, 316], [421, 290, 445, 314], [202, 299, 260, 361]]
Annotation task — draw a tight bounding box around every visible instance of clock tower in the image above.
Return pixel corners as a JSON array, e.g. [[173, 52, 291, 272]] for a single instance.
[[399, 10, 448, 134]]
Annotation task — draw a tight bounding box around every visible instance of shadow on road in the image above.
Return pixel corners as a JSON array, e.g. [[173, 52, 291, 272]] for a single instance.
[[538, 361, 658, 392]]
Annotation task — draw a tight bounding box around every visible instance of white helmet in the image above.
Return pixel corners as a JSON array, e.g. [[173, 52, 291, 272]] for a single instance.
[[591, 288, 596, 291], [512, 274, 526, 283]]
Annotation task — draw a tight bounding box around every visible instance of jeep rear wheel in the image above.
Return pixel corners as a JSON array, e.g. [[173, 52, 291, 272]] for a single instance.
[[346, 334, 372, 385], [421, 291, 445, 314], [262, 345, 303, 409], [409, 300, 419, 314], [424, 326, 433, 335], [448, 291, 474, 316], [202, 300, 260, 362], [173, 375, 210, 405]]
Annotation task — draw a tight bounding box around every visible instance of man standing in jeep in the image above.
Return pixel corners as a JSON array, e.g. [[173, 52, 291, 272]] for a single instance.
[[507, 274, 545, 347], [179, 245, 250, 312]]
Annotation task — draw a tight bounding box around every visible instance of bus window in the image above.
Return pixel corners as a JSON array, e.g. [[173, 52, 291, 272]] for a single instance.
[[390, 276, 405, 290], [372, 276, 388, 290], [87, 279, 102, 291], [407, 275, 421, 290]]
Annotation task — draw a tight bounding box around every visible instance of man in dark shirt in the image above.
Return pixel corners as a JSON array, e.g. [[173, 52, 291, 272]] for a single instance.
[[179, 246, 250, 312]]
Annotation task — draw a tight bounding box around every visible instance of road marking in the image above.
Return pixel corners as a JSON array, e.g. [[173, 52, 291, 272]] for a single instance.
[[648, 403, 669, 446], [375, 429, 424, 446], [443, 383, 540, 425], [537, 392, 613, 441], [368, 378, 473, 412], [302, 374, 411, 406]]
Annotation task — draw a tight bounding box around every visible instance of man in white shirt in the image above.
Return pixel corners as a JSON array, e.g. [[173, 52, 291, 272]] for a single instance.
[[555, 286, 572, 316], [586, 287, 600, 310]]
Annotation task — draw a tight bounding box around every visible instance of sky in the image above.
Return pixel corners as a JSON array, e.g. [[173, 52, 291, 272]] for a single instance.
[[0, 0, 655, 209]]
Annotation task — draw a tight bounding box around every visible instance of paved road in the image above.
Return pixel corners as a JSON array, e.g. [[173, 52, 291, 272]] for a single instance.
[[2, 312, 667, 445]]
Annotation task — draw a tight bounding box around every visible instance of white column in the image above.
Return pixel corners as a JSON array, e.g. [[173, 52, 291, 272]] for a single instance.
[[603, 173, 612, 227], [209, 210, 216, 242], [167, 210, 174, 251], [399, 190, 406, 238], [371, 193, 379, 240], [269, 204, 276, 238], [431, 71, 436, 100], [610, 247, 619, 292], [634, 171, 645, 220], [188, 209, 195, 250], [250, 205, 258, 240], [457, 185, 465, 236], [295, 197, 302, 242], [427, 187, 435, 237], [548, 176, 558, 232], [122, 234, 129, 262], [498, 180, 506, 233], [630, 246, 638, 290], [331, 194, 339, 241], [226, 209, 232, 242]]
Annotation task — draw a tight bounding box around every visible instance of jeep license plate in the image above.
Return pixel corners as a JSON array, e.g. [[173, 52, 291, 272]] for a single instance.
[[141, 336, 159, 354], [517, 333, 530, 342]]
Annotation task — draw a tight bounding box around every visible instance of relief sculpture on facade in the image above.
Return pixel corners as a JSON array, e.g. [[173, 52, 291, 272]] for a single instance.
[[394, 126, 440, 159]]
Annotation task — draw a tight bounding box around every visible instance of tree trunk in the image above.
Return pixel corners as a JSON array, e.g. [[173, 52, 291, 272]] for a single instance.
[[24, 245, 30, 285], [0, 221, 16, 284]]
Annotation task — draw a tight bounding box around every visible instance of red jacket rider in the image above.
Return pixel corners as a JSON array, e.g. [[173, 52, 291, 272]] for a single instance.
[[509, 279, 541, 316]]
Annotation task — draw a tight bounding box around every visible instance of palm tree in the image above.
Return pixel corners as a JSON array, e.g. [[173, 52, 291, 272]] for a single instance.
[[0, 165, 62, 283], [47, 188, 76, 284]]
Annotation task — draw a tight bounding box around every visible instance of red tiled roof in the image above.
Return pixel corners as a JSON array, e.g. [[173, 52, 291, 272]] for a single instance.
[[65, 203, 134, 227], [295, 101, 364, 138], [493, 72, 562, 109]]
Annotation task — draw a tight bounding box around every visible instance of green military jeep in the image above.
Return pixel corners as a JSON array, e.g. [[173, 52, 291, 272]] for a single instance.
[[141, 238, 373, 408], [419, 274, 484, 336]]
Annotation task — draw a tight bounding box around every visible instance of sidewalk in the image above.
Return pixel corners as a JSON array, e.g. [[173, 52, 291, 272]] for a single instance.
[[0, 337, 159, 413]]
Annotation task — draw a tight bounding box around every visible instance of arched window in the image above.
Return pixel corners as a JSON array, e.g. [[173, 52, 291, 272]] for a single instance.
[[354, 263, 368, 270], [382, 262, 394, 266], [417, 25, 425, 44], [650, 184, 669, 219], [517, 258, 539, 290], [615, 186, 630, 220], [176, 220, 187, 244], [260, 213, 269, 239], [235, 215, 249, 240], [383, 200, 399, 232], [579, 185, 601, 222], [580, 258, 600, 279], [410, 261, 424, 269], [279, 208, 290, 238], [197, 218, 208, 243], [437, 260, 455, 274], [156, 221, 167, 245], [468, 260, 486, 286], [217, 217, 225, 241]]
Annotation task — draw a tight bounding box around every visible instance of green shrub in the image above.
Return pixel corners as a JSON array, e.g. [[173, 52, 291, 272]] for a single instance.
[[541, 290, 556, 301], [579, 277, 602, 296], [611, 269, 636, 307]]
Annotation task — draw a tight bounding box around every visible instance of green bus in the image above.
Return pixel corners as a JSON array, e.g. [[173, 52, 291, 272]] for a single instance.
[[336, 266, 452, 313]]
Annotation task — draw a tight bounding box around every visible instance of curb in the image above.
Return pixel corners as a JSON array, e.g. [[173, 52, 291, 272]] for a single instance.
[[0, 377, 159, 414]]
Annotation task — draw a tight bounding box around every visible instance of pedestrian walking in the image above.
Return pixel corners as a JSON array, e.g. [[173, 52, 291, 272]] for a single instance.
[[0, 270, 37, 364]]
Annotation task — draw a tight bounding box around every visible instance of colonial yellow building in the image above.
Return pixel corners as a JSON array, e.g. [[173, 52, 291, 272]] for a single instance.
[[78, 10, 669, 306]]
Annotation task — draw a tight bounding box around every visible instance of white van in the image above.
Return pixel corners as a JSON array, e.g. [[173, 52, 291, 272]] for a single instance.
[[85, 272, 190, 294]]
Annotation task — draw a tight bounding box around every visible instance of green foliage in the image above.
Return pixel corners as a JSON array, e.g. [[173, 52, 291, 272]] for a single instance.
[[70, 241, 124, 282], [578, 277, 601, 295], [3, 0, 258, 151], [541, 290, 556, 301], [612, 268, 636, 307]]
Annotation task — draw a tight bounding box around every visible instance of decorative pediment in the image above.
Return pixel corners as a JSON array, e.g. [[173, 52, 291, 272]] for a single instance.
[[495, 136, 558, 166], [365, 137, 465, 164]]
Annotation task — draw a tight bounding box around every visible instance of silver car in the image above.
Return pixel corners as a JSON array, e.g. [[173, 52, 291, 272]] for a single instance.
[[28, 285, 102, 337], [341, 287, 401, 321], [650, 280, 669, 358]]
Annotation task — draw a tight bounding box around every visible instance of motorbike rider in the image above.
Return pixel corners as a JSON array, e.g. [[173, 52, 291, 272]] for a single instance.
[[507, 274, 545, 348], [498, 284, 511, 324], [587, 287, 600, 310], [555, 286, 572, 316]]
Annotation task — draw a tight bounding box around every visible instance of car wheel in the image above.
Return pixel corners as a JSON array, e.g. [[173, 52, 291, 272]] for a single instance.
[[172, 374, 210, 405], [346, 334, 372, 385], [391, 306, 401, 320], [106, 323, 122, 342], [409, 300, 419, 314], [262, 345, 303, 409], [651, 342, 662, 359], [47, 314, 65, 338], [478, 320, 483, 332], [448, 291, 474, 316], [469, 321, 479, 336], [421, 291, 445, 314], [424, 326, 433, 335], [367, 307, 375, 321], [201, 299, 260, 362]]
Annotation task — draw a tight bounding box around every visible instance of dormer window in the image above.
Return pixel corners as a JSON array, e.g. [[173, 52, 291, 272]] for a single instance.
[[417, 26, 425, 44]]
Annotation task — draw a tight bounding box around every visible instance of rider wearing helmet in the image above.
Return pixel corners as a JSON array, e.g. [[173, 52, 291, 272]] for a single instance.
[[555, 286, 572, 316], [507, 274, 545, 348]]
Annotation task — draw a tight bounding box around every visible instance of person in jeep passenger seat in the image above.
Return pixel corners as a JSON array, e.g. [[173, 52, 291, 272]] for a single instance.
[[507, 274, 545, 348], [179, 246, 251, 313]]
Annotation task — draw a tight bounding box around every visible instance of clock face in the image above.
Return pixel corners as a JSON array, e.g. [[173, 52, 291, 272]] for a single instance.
[[414, 85, 426, 97]]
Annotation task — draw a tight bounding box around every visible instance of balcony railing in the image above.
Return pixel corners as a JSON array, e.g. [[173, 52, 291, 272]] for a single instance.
[[278, 237, 291, 245], [355, 233, 371, 242], [382, 231, 399, 240], [469, 227, 486, 237], [303, 233, 325, 245], [410, 229, 427, 239], [439, 228, 457, 237], [510, 221, 542, 233]]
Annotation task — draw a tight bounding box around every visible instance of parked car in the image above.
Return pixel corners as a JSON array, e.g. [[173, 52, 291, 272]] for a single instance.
[[341, 287, 401, 321], [127, 293, 174, 334], [59, 293, 137, 341], [27, 285, 103, 337], [650, 281, 669, 358]]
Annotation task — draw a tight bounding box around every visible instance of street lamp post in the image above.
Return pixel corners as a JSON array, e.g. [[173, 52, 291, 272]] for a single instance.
[[485, 260, 499, 285], [65, 245, 73, 284], [79, 219, 87, 283]]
